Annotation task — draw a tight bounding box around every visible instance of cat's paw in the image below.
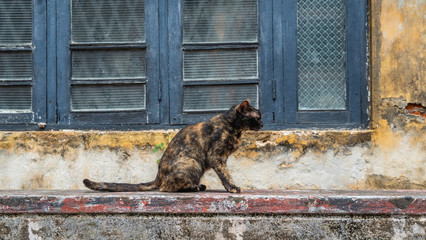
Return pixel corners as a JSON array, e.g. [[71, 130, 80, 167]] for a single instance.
[[226, 185, 241, 193], [197, 184, 207, 191]]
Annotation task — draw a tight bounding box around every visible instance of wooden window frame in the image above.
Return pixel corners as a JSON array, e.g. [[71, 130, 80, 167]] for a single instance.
[[168, 0, 274, 125], [56, 0, 160, 127], [274, 0, 369, 128], [0, 0, 368, 130], [0, 0, 47, 127]]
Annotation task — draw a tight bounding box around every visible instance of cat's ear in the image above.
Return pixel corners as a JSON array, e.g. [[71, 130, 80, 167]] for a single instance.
[[237, 99, 251, 113]]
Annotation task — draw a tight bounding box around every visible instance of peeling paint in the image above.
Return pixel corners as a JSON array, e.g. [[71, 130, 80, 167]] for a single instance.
[[0, 131, 177, 156], [1, 127, 424, 190], [1, 190, 424, 215], [371, 0, 425, 128], [378, 0, 425, 105], [406, 103, 426, 118], [365, 174, 426, 190], [232, 130, 372, 161], [365, 0, 426, 192]]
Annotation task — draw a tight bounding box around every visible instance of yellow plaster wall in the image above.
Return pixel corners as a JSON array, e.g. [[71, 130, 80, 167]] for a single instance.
[[371, 0, 425, 124], [372, 0, 425, 106], [367, 0, 425, 189]]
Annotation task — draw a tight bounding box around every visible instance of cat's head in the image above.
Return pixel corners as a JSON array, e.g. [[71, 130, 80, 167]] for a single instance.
[[234, 99, 263, 131]]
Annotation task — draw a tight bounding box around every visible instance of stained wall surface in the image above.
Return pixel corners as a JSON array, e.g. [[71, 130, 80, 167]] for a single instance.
[[0, 0, 424, 191]]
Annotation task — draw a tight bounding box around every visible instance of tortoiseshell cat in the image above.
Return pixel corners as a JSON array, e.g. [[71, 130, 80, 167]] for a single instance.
[[83, 99, 263, 193]]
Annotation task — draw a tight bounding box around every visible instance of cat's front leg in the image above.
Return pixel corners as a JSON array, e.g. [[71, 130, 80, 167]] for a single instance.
[[212, 163, 241, 193]]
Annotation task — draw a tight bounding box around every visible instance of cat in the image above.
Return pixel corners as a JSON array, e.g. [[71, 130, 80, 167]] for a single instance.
[[83, 99, 263, 193]]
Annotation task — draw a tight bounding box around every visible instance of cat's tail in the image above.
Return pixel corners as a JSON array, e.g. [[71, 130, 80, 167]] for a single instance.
[[83, 178, 159, 192]]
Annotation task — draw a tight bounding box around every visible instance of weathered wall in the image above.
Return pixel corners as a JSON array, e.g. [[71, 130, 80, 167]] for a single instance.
[[0, 129, 423, 190], [368, 0, 426, 189], [371, 0, 425, 117], [0, 0, 424, 191], [1, 214, 425, 240]]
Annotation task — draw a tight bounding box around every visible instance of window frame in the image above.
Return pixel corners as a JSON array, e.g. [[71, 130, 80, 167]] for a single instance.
[[275, 0, 368, 128], [0, 0, 47, 126], [168, 0, 368, 128], [168, 0, 274, 125], [0, 0, 368, 130], [56, 0, 160, 127]]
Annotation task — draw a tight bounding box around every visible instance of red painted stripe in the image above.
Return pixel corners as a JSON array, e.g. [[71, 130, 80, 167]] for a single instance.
[[0, 190, 425, 215]]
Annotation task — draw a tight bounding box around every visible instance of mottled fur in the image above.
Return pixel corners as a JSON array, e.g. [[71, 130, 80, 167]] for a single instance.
[[83, 99, 263, 193]]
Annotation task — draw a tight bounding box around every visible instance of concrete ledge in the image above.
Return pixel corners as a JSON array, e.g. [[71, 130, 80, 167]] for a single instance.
[[1, 189, 425, 215]]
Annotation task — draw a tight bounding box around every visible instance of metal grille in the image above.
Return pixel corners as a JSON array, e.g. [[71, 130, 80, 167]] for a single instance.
[[183, 85, 258, 112], [183, 0, 258, 43], [71, 84, 146, 111], [71, 50, 146, 80], [0, 0, 32, 45], [297, 0, 346, 110], [184, 49, 257, 81], [71, 0, 145, 43], [0, 52, 32, 80], [0, 86, 32, 111]]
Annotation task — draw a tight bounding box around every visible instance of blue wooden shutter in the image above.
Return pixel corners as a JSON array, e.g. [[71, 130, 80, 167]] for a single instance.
[[169, 0, 273, 124], [57, 0, 160, 126], [276, 0, 367, 127], [0, 0, 46, 125]]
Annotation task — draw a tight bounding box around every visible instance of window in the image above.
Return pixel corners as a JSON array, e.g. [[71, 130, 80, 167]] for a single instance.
[[57, 0, 159, 125], [276, 0, 368, 127], [169, 0, 273, 124], [0, 0, 368, 130], [0, 0, 46, 125]]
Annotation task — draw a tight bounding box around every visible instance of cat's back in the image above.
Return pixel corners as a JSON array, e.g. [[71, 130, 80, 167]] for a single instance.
[[172, 120, 222, 148], [161, 121, 213, 157]]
